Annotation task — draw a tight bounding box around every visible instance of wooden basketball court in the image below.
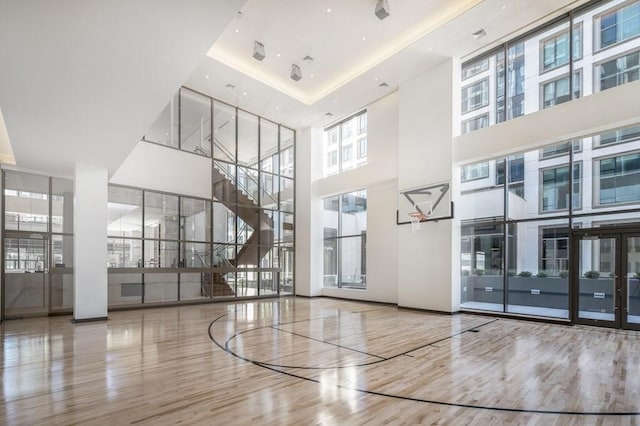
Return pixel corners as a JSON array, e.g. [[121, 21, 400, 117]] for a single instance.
[[2, 297, 639, 424]]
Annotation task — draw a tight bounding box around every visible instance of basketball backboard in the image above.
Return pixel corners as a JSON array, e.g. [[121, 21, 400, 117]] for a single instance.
[[397, 181, 453, 225]]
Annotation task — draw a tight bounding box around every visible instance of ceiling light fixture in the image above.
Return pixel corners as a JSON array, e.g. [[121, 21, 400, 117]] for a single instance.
[[290, 64, 302, 81], [252, 41, 266, 61], [234, 28, 240, 33], [205, 74, 210, 79], [375, 0, 390, 20], [326, 7, 332, 13], [472, 29, 487, 40]]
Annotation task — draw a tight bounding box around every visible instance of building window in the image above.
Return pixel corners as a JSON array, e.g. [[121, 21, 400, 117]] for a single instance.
[[323, 191, 367, 289], [541, 71, 582, 109], [461, 162, 490, 182], [496, 156, 525, 185], [598, 49, 640, 91], [541, 140, 581, 159], [327, 150, 338, 167], [357, 137, 367, 159], [597, 152, 640, 205], [357, 113, 367, 135], [328, 127, 338, 145], [597, 1, 640, 49], [342, 144, 353, 162], [595, 124, 640, 146], [461, 78, 489, 113], [540, 228, 569, 276], [541, 163, 581, 212], [461, 114, 489, 135], [541, 25, 582, 72], [462, 57, 489, 80], [323, 110, 367, 176]]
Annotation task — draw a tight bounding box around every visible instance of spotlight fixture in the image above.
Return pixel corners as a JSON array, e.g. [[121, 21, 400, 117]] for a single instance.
[[375, 0, 390, 20], [290, 64, 302, 81], [253, 41, 266, 61], [472, 29, 487, 40]]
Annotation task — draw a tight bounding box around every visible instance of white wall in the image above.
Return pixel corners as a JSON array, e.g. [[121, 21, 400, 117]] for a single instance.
[[306, 92, 399, 303], [397, 59, 456, 312], [295, 127, 323, 296], [110, 141, 211, 199]]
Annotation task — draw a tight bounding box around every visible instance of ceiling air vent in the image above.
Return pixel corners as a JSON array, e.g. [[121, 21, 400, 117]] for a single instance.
[[302, 55, 314, 63], [225, 83, 236, 90], [378, 82, 389, 87], [325, 112, 333, 117]]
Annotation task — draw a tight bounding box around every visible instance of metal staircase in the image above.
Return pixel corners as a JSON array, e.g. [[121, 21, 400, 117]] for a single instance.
[[191, 136, 277, 297]]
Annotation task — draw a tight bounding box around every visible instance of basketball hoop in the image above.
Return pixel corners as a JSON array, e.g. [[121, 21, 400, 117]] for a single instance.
[[408, 211, 429, 232]]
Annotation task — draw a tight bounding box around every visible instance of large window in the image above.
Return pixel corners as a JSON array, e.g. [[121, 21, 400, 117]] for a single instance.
[[597, 0, 640, 49], [458, 122, 640, 320], [111, 87, 296, 306], [323, 190, 367, 289], [460, 0, 640, 134], [323, 111, 367, 176], [597, 152, 640, 205]]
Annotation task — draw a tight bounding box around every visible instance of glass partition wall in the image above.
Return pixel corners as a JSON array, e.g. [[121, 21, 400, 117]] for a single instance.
[[111, 86, 295, 308], [459, 123, 640, 321], [2, 171, 74, 318]]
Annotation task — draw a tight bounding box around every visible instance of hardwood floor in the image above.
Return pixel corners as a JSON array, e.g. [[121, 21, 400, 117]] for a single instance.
[[2, 297, 640, 425]]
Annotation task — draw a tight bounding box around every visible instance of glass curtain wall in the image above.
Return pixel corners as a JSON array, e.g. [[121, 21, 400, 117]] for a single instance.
[[459, 0, 640, 135], [110, 86, 295, 307], [322, 190, 367, 289], [459, 122, 640, 319], [2, 171, 74, 318]]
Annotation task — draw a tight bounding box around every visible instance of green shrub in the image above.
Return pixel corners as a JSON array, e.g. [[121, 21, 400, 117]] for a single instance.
[[536, 272, 548, 278], [584, 270, 600, 279], [517, 271, 532, 277], [472, 269, 484, 276], [559, 271, 568, 279], [461, 270, 470, 276]]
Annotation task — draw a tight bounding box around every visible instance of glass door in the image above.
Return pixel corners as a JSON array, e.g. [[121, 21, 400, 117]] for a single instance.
[[572, 231, 640, 330], [623, 235, 640, 331], [3, 233, 49, 318], [572, 233, 619, 328]]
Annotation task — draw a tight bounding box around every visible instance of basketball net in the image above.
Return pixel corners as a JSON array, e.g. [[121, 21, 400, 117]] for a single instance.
[[408, 211, 429, 233]]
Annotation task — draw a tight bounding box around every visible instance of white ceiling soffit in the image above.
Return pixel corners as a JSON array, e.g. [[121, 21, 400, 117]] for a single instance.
[[0, 108, 16, 166], [0, 0, 246, 177], [189, 0, 585, 129], [207, 0, 485, 105]]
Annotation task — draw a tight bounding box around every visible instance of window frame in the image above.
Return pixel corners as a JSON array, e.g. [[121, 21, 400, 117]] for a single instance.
[[594, 0, 640, 51], [593, 150, 640, 207], [539, 161, 582, 213], [461, 77, 490, 114]]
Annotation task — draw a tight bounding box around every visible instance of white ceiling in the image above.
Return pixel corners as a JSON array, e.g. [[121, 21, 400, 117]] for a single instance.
[[186, 0, 587, 129], [0, 0, 589, 177], [0, 0, 246, 176]]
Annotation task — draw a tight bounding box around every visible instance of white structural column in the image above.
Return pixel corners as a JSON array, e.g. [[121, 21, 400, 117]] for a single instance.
[[397, 59, 457, 312], [73, 163, 108, 321], [295, 127, 323, 296]]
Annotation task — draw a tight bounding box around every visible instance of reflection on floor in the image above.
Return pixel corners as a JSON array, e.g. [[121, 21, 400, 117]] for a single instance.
[[462, 301, 640, 324], [461, 301, 569, 318], [3, 297, 640, 424]]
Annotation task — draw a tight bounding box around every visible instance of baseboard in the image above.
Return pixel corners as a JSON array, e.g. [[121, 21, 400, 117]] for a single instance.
[[71, 316, 108, 324], [397, 305, 460, 315]]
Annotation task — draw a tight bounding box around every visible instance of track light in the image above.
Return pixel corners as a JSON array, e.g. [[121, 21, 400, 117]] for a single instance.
[[252, 41, 266, 61], [290, 64, 302, 81], [375, 0, 390, 20]]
